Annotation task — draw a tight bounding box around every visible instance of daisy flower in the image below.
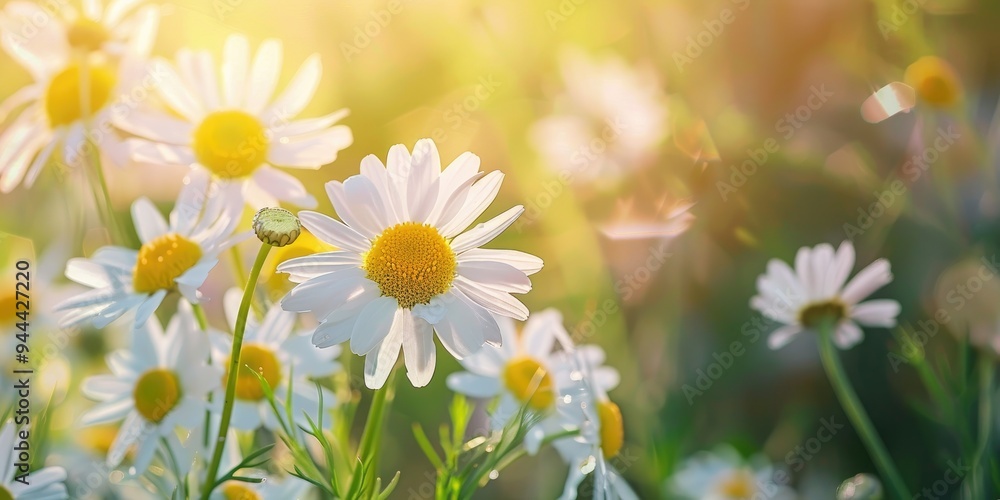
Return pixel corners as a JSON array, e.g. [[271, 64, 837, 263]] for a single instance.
[[526, 348, 633, 500], [447, 309, 618, 430], [529, 48, 667, 182], [209, 288, 339, 431], [79, 304, 221, 474], [0, 421, 69, 499], [750, 241, 900, 350], [1, 0, 158, 60], [118, 33, 353, 208], [279, 138, 542, 389], [667, 445, 795, 500], [0, 0, 159, 192], [55, 171, 245, 329]]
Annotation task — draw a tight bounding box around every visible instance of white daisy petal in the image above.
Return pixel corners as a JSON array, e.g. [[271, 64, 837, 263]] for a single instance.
[[841, 259, 893, 305], [130, 197, 169, 243], [221, 34, 250, 108], [402, 317, 436, 387], [767, 325, 802, 350], [834, 321, 864, 349], [299, 210, 371, 253], [253, 165, 317, 208], [244, 39, 283, 114], [264, 53, 322, 121], [364, 323, 406, 389], [350, 296, 400, 355], [450, 205, 525, 254], [850, 299, 900, 327], [446, 372, 502, 398], [457, 249, 544, 276]]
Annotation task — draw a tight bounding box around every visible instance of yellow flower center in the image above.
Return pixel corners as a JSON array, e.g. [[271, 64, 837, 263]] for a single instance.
[[133, 369, 182, 423], [0, 292, 15, 330], [44, 64, 116, 127], [226, 343, 282, 401], [797, 300, 847, 329], [132, 234, 203, 294], [0, 485, 13, 500], [192, 110, 269, 178], [718, 469, 757, 499], [596, 400, 624, 458], [67, 18, 110, 52], [222, 482, 262, 500], [78, 425, 119, 455], [502, 356, 555, 410], [904, 56, 961, 107], [363, 222, 456, 309]]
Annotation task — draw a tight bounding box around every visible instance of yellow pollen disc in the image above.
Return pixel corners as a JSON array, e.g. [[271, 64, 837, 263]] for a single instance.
[[797, 300, 847, 329], [0, 292, 15, 330], [132, 234, 203, 294], [0, 485, 13, 500], [596, 400, 624, 458], [193, 110, 269, 178], [222, 482, 262, 500], [225, 343, 282, 401], [67, 18, 110, 51], [363, 222, 456, 309], [44, 64, 116, 127], [133, 369, 182, 424], [503, 356, 556, 410], [718, 469, 757, 499], [904, 56, 961, 108]]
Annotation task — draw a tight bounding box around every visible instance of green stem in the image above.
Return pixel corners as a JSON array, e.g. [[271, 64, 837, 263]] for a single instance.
[[353, 369, 397, 498], [817, 323, 911, 499], [77, 54, 124, 245], [971, 356, 995, 499], [200, 243, 272, 500]]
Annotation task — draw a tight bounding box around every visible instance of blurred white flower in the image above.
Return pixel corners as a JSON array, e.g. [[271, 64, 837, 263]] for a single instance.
[[750, 241, 900, 350], [522, 344, 630, 500], [530, 48, 667, 182], [0, 421, 69, 499], [119, 33, 353, 208], [79, 304, 221, 474], [448, 309, 618, 430], [279, 138, 542, 389], [55, 171, 246, 329], [209, 288, 339, 431], [668, 445, 796, 500]]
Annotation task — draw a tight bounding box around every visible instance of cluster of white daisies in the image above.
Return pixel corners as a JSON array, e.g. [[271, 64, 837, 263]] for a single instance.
[[0, 0, 908, 498]]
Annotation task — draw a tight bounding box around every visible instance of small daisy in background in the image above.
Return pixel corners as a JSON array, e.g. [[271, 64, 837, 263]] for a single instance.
[[530, 48, 667, 182], [0, 421, 69, 499], [667, 445, 796, 500], [861, 55, 962, 123], [447, 309, 564, 427], [79, 304, 221, 474], [55, 171, 245, 329], [279, 138, 541, 389], [209, 288, 339, 431], [525, 347, 632, 500], [118, 33, 353, 208], [750, 241, 900, 350]]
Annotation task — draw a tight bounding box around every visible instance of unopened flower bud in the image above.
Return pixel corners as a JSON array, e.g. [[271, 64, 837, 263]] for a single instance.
[[252, 208, 301, 247]]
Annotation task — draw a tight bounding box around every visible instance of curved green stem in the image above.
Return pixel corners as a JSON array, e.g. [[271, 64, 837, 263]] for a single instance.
[[817, 322, 911, 499], [200, 243, 271, 500], [971, 355, 995, 499]]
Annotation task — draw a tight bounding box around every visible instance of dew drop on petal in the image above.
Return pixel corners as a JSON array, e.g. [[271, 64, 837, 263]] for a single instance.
[[489, 470, 499, 480], [569, 370, 583, 381]]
